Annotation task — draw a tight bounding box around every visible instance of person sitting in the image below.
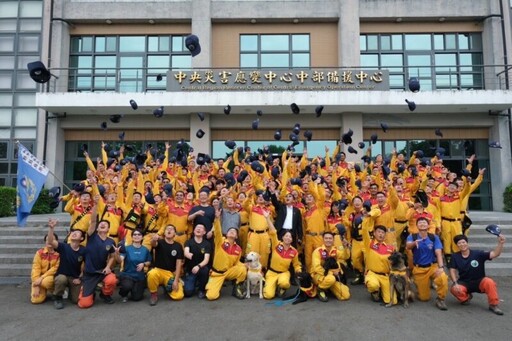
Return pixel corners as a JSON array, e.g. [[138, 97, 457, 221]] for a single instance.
[[449, 233, 506, 315], [30, 231, 60, 304], [183, 224, 211, 299]]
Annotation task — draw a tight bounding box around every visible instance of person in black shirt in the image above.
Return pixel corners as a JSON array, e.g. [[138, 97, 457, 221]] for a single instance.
[[188, 189, 216, 240], [449, 234, 506, 315], [183, 224, 211, 298], [147, 224, 184, 306], [47, 218, 86, 309]]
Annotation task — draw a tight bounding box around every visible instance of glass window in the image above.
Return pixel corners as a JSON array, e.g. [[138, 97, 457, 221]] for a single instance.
[[148, 36, 169, 52], [0, 142, 7, 158], [0, 1, 18, 17], [14, 93, 35, 106], [0, 36, 15, 52], [381, 36, 391, 50], [445, 34, 456, 49], [391, 35, 402, 50], [405, 34, 431, 50], [458, 34, 470, 50], [292, 53, 309, 68], [0, 129, 10, 139], [367, 35, 378, 50], [434, 35, 444, 50], [119, 37, 145, 52], [14, 128, 36, 139], [435, 74, 457, 88], [460, 53, 483, 71], [0, 162, 8, 174], [14, 109, 37, 126], [241, 35, 258, 51], [17, 55, 38, 69], [360, 54, 378, 68], [359, 36, 367, 51], [95, 37, 106, 52], [381, 54, 403, 72], [0, 56, 15, 69], [241, 54, 258, 68], [19, 1, 43, 17], [0, 19, 18, 32], [0, 109, 12, 125], [0, 72, 12, 89], [435, 53, 457, 72], [18, 35, 39, 52], [148, 55, 170, 73], [261, 54, 289, 68], [292, 35, 309, 50], [172, 36, 185, 52], [94, 56, 116, 72], [407, 55, 431, 79], [171, 55, 191, 69], [261, 35, 288, 51], [0, 94, 12, 106], [306, 141, 337, 157], [470, 34, 482, 50], [389, 74, 405, 88], [120, 57, 143, 78], [19, 19, 41, 32]]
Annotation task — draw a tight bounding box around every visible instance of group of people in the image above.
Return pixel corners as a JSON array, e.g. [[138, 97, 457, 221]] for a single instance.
[[29, 140, 506, 315]]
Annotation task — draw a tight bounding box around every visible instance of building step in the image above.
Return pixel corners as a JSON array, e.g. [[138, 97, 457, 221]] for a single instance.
[[0, 264, 31, 277], [0, 227, 69, 236]]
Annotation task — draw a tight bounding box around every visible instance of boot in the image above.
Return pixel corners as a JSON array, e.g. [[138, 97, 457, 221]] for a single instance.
[[350, 271, 364, 285], [53, 295, 64, 310]]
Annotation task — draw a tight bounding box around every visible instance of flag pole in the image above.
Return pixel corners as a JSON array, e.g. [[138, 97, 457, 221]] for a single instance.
[[15, 140, 72, 192]]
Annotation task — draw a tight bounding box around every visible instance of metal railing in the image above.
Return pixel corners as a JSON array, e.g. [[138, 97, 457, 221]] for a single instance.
[[41, 64, 512, 93]]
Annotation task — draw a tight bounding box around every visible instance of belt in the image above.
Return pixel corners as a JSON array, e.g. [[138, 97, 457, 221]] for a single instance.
[[249, 228, 268, 234], [212, 267, 227, 274], [124, 226, 135, 231], [269, 267, 284, 274], [371, 271, 388, 276], [109, 234, 118, 238], [241, 223, 249, 227], [414, 263, 434, 268], [394, 219, 408, 224], [387, 228, 395, 233], [306, 232, 320, 237], [442, 217, 460, 222]]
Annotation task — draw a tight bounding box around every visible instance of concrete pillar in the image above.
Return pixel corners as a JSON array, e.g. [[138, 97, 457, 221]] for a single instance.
[[340, 112, 363, 163], [190, 0, 212, 68], [45, 117, 66, 188], [338, 0, 360, 67], [190, 113, 211, 155], [489, 115, 512, 211]]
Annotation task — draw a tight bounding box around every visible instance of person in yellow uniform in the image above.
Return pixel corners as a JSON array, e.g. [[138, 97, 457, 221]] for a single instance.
[[30, 234, 60, 304], [166, 190, 192, 248], [243, 190, 272, 269], [206, 209, 247, 300], [310, 231, 351, 302], [142, 192, 168, 251], [363, 225, 396, 304], [63, 190, 93, 246], [262, 211, 302, 299], [303, 181, 327, 272]]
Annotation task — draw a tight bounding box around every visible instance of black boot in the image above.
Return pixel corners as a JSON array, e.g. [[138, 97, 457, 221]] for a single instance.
[[53, 295, 64, 309], [350, 271, 364, 285]]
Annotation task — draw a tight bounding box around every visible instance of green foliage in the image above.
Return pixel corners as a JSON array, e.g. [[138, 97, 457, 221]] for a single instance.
[[0, 187, 55, 217], [503, 184, 512, 213], [0, 187, 16, 217]]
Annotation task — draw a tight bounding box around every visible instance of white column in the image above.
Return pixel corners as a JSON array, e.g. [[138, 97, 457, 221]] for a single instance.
[[338, 0, 360, 67]]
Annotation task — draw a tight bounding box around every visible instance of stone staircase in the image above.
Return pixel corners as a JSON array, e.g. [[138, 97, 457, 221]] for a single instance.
[[0, 213, 511, 280]]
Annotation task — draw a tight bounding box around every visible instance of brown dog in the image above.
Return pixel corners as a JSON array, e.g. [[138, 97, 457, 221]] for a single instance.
[[386, 251, 414, 308]]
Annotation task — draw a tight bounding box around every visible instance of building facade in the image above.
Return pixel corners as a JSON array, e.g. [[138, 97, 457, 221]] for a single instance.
[[3, 0, 512, 210]]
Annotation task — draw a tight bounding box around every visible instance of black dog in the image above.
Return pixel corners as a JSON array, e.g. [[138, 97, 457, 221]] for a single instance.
[[282, 272, 317, 305], [323, 257, 347, 284]]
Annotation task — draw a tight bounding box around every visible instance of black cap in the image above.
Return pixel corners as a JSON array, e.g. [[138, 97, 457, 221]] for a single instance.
[[145, 192, 156, 205], [397, 163, 406, 174], [274, 129, 282, 141], [347, 129, 354, 137], [163, 184, 173, 196], [196, 153, 206, 165], [129, 99, 138, 110], [436, 147, 446, 157], [304, 130, 313, 141], [485, 224, 502, 236], [204, 154, 211, 164], [49, 201, 60, 210], [109, 115, 122, 123], [156, 74, 163, 82], [48, 186, 61, 198], [405, 99, 416, 111], [292, 123, 301, 135], [224, 173, 236, 188], [415, 189, 429, 208], [408, 77, 420, 92], [185, 34, 201, 57], [225, 140, 236, 149], [180, 158, 188, 168], [196, 129, 205, 139], [252, 118, 259, 130], [256, 110, 263, 117], [342, 132, 352, 145], [358, 142, 365, 149], [290, 103, 300, 115], [109, 150, 120, 158], [347, 146, 357, 154], [81, 143, 88, 152], [315, 105, 324, 118], [371, 134, 378, 144], [361, 155, 371, 164], [224, 105, 231, 115], [251, 161, 264, 174], [290, 178, 302, 186], [415, 150, 424, 158], [435, 128, 443, 138], [119, 131, 125, 140], [354, 164, 361, 172], [197, 112, 205, 121], [489, 141, 502, 149], [237, 170, 249, 183], [461, 168, 471, 177], [153, 106, 164, 118], [289, 133, 299, 142], [101, 121, 108, 130], [381, 122, 388, 133], [291, 140, 300, 147], [271, 167, 280, 179], [73, 183, 85, 193], [363, 200, 372, 212], [125, 144, 134, 152]]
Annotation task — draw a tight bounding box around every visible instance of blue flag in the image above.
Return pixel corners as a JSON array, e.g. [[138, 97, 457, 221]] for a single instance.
[[16, 144, 49, 227]]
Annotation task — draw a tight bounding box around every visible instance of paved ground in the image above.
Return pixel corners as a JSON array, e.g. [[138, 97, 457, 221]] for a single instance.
[[1, 277, 511, 341]]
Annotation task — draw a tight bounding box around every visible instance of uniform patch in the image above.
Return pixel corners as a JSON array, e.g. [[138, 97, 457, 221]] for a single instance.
[[171, 250, 177, 256], [105, 245, 112, 251], [77, 256, 83, 262], [470, 260, 479, 268]]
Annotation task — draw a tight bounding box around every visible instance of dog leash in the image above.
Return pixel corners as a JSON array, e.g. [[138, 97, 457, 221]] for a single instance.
[[265, 290, 301, 307]]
